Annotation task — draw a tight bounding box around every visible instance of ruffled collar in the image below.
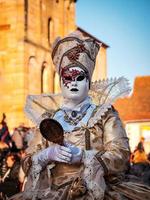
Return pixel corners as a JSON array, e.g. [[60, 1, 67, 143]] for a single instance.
[[24, 77, 131, 127]]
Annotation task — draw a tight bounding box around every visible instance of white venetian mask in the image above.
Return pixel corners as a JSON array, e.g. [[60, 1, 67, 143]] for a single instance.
[[60, 66, 90, 103]]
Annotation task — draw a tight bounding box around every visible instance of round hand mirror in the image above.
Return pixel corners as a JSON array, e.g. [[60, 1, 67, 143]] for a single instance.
[[39, 118, 64, 145]]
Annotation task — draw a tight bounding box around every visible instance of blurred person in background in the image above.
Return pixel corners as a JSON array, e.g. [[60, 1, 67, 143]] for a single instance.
[[131, 140, 148, 164], [11, 124, 30, 151], [0, 153, 21, 198], [0, 114, 12, 148], [129, 139, 150, 186]]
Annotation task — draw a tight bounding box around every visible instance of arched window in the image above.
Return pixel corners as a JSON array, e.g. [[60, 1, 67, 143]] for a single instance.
[[48, 18, 54, 46], [24, 0, 28, 32], [41, 62, 51, 93], [54, 71, 60, 93], [28, 56, 38, 93]]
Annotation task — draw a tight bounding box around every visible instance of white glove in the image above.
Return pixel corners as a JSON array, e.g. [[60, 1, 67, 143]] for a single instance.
[[64, 142, 83, 164], [35, 143, 72, 166]]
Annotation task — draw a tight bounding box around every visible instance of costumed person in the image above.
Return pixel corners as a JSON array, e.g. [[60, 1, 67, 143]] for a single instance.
[[9, 31, 150, 200], [0, 153, 21, 198]]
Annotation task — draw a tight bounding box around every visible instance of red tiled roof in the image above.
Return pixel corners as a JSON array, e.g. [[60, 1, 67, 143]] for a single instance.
[[114, 76, 150, 122]]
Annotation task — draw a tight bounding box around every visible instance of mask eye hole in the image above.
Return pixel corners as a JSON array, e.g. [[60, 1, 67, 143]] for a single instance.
[[76, 75, 85, 81], [64, 76, 72, 81]]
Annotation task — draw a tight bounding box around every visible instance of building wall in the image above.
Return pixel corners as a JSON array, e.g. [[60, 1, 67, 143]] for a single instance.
[[0, 0, 25, 130]]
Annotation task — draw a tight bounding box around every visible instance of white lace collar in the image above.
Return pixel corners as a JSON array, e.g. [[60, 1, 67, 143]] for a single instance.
[[24, 77, 131, 127]]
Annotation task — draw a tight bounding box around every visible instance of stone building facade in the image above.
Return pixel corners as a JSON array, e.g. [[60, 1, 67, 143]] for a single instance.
[[0, 0, 108, 130]]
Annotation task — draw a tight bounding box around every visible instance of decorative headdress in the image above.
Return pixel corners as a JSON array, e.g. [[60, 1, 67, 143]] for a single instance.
[[51, 31, 101, 80]]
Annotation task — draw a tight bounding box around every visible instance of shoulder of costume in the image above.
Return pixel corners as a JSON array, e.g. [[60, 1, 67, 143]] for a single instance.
[[88, 77, 131, 128], [25, 128, 46, 155], [24, 93, 63, 127]]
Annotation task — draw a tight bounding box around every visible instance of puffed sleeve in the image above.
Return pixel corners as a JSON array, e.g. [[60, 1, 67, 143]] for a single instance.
[[21, 128, 44, 176], [21, 129, 49, 199], [100, 107, 130, 175]]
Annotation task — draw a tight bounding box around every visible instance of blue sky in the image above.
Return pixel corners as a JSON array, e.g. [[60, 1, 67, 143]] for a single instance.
[[76, 0, 150, 87]]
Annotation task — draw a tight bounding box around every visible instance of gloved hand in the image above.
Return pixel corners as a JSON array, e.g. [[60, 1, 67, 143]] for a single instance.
[[64, 142, 83, 164], [35, 143, 72, 166]]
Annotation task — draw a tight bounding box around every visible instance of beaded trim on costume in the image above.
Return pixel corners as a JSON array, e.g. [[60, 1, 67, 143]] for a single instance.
[[62, 104, 91, 126]]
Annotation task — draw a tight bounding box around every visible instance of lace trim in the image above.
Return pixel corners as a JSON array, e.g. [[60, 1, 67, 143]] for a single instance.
[[31, 155, 42, 190], [89, 77, 131, 105], [88, 103, 111, 128], [83, 150, 105, 200], [88, 77, 131, 127], [24, 93, 62, 126]]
